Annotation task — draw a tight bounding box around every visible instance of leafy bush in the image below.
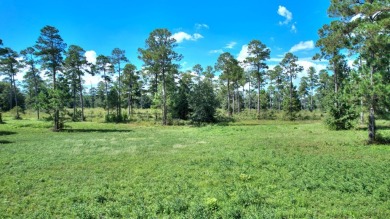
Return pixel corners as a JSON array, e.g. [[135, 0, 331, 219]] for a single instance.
[[324, 101, 358, 130], [105, 113, 126, 123], [189, 81, 218, 124]]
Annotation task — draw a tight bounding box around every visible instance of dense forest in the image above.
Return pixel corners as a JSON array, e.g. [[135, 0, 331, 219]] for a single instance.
[[0, 0, 389, 142]]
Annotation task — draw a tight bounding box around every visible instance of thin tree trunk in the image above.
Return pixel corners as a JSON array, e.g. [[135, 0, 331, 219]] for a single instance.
[[162, 70, 167, 125], [257, 77, 260, 117], [237, 90, 239, 113], [154, 72, 158, 121], [240, 86, 245, 113], [73, 85, 77, 121], [310, 85, 313, 112], [290, 77, 293, 118], [9, 80, 13, 109], [128, 93, 131, 116], [118, 64, 121, 119], [103, 70, 110, 118], [128, 80, 132, 118], [248, 80, 251, 113], [12, 74, 19, 119], [232, 87, 235, 115], [79, 74, 84, 122], [333, 53, 338, 95], [53, 67, 60, 131], [130, 95, 133, 116], [269, 80, 273, 110], [32, 68, 40, 119], [360, 98, 364, 124], [227, 79, 231, 117], [368, 64, 375, 143]]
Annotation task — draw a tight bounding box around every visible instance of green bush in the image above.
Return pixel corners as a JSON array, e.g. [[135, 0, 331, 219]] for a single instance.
[[324, 101, 358, 130]]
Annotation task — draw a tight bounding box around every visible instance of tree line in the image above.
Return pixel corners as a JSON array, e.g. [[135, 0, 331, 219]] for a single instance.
[[0, 0, 388, 142]]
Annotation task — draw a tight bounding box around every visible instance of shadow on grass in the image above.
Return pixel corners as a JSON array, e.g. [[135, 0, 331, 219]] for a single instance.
[[0, 131, 17, 136], [62, 129, 133, 133], [357, 125, 390, 131], [368, 135, 390, 145], [227, 123, 265, 127], [0, 140, 13, 144]]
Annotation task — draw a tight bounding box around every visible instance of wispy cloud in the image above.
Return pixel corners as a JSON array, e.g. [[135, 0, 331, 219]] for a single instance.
[[195, 23, 209, 30], [224, 41, 237, 49], [278, 6, 298, 33], [278, 5, 292, 25], [291, 23, 297, 33], [209, 49, 224, 54], [289, 40, 314, 53], [172, 32, 204, 43]]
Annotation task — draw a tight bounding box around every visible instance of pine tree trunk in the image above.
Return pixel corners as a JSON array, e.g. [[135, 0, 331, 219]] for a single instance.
[[12, 74, 19, 119], [128, 93, 131, 117], [270, 92, 272, 110], [290, 78, 293, 118], [310, 88, 313, 112], [118, 64, 121, 119], [232, 88, 235, 115], [33, 70, 40, 119], [154, 73, 158, 121], [162, 70, 167, 125], [227, 79, 231, 117], [257, 77, 260, 117], [104, 71, 110, 118], [73, 87, 77, 121], [79, 77, 84, 122], [360, 98, 364, 124], [8, 79, 13, 109], [52, 68, 60, 131], [368, 107, 375, 143], [248, 80, 251, 113], [333, 52, 338, 95], [128, 81, 132, 119], [368, 64, 376, 143]]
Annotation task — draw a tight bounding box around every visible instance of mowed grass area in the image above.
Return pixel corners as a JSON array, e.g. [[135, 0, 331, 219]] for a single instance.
[[1, 117, 390, 218]]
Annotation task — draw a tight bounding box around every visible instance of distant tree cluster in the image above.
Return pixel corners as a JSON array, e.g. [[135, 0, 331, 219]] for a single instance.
[[0, 0, 388, 141]]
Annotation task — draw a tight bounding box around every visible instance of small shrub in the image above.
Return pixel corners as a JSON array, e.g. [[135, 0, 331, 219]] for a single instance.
[[324, 102, 358, 130]]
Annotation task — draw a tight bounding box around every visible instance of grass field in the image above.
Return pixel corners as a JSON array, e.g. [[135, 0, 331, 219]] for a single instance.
[[1, 113, 390, 218]]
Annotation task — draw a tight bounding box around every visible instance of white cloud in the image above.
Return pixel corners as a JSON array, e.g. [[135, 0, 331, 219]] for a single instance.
[[293, 60, 327, 85], [195, 23, 209, 30], [82, 74, 100, 88], [225, 41, 237, 49], [350, 13, 365, 22], [291, 23, 297, 33], [237, 44, 249, 62], [269, 57, 283, 63], [209, 49, 224, 54], [172, 32, 204, 43], [84, 50, 97, 64], [297, 60, 327, 73], [289, 41, 315, 53], [278, 5, 293, 25], [193, 33, 203, 41]]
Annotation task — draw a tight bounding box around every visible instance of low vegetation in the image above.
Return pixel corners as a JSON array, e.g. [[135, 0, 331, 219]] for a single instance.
[[1, 112, 389, 218]]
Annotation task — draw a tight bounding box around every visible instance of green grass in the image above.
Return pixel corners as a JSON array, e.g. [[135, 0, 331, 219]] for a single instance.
[[1, 115, 390, 218]]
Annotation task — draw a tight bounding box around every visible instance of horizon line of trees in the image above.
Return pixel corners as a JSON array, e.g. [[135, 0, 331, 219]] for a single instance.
[[0, 0, 388, 142]]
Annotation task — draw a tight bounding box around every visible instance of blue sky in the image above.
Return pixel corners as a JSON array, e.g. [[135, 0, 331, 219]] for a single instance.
[[1, 0, 331, 84]]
